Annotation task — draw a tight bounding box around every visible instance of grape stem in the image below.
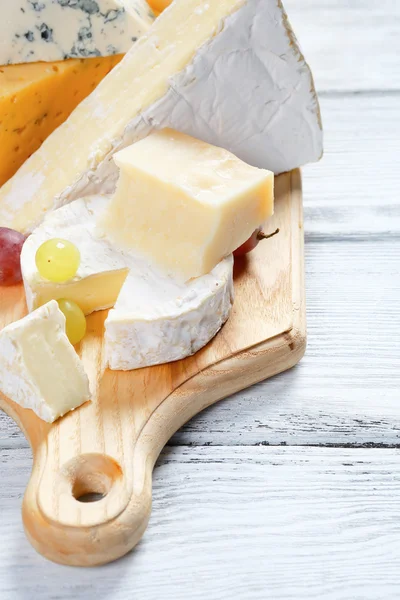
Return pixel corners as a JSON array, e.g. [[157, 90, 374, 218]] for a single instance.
[[257, 227, 280, 241]]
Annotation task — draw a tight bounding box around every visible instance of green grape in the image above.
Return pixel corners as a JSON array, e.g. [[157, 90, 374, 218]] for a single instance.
[[35, 238, 80, 283], [57, 299, 87, 346]]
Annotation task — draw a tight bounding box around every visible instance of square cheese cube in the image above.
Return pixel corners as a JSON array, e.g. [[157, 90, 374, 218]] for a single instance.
[[103, 129, 274, 280]]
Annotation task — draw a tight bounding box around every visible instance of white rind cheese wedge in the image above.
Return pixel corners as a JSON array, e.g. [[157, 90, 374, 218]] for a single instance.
[[0, 0, 322, 234], [21, 196, 234, 370], [0, 0, 155, 65], [105, 254, 233, 370], [0, 301, 90, 423], [21, 196, 130, 314]]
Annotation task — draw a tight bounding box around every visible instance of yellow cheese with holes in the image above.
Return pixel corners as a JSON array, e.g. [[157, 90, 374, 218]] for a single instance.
[[0, 55, 122, 187], [103, 129, 274, 280]]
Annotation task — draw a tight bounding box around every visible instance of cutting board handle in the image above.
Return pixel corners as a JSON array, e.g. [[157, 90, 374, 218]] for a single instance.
[[19, 364, 231, 566], [22, 428, 154, 567]]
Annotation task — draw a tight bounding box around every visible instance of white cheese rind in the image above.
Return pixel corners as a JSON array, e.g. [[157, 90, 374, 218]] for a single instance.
[[0, 0, 322, 234], [0, 301, 90, 423], [105, 255, 234, 370], [20, 196, 234, 370], [0, 0, 155, 65]]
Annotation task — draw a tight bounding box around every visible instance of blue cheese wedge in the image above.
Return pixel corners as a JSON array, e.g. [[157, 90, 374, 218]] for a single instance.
[[0, 0, 322, 234], [21, 195, 234, 370], [0, 0, 155, 65], [0, 301, 90, 422]]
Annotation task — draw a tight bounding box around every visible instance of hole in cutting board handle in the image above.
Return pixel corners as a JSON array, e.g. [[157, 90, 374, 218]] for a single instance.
[[75, 492, 105, 503], [59, 453, 123, 505]]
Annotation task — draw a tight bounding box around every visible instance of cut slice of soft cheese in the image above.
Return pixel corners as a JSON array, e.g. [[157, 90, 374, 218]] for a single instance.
[[21, 196, 130, 314], [21, 196, 234, 370], [0, 0, 155, 65], [103, 129, 273, 280], [0, 0, 322, 234], [0, 301, 90, 423]]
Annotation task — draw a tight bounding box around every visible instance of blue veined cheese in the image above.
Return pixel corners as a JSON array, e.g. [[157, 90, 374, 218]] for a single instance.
[[0, 0, 155, 65], [0, 0, 323, 233]]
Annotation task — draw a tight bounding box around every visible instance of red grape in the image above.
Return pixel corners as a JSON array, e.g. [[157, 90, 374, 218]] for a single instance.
[[0, 227, 26, 286], [233, 227, 279, 257]]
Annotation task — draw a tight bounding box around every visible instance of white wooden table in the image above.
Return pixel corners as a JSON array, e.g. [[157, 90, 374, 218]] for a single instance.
[[1, 2, 400, 598]]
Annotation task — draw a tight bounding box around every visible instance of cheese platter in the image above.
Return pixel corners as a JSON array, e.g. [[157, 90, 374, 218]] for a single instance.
[[0, 169, 305, 565], [0, 0, 320, 566]]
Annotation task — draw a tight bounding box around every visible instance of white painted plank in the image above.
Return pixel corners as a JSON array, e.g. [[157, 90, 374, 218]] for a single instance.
[[2, 446, 400, 600], [284, 0, 400, 92], [173, 238, 400, 447], [2, 238, 399, 449], [303, 95, 400, 239]]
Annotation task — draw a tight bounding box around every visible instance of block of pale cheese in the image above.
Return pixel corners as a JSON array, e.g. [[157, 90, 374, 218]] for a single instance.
[[0, 301, 90, 423], [103, 129, 274, 280], [21, 195, 234, 370], [0, 0, 155, 65], [0, 0, 322, 234], [0, 55, 122, 188]]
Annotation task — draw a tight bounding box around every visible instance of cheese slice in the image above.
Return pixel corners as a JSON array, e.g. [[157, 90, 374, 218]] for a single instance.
[[0, 0, 155, 65], [0, 55, 122, 188], [21, 196, 234, 370], [0, 301, 90, 423], [104, 129, 274, 280], [0, 0, 322, 234]]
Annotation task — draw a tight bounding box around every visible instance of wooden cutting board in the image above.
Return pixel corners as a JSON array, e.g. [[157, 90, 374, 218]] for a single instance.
[[0, 169, 305, 566]]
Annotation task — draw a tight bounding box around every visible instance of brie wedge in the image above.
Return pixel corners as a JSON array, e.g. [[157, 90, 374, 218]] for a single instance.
[[21, 196, 234, 370], [0, 301, 90, 423], [0, 0, 322, 234]]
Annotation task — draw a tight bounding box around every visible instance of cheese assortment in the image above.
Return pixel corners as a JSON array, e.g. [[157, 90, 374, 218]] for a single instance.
[[0, 0, 154, 188], [0, 301, 90, 423], [0, 0, 155, 65], [20, 194, 234, 370], [0, 0, 322, 234], [0, 0, 323, 422], [0, 55, 122, 187], [103, 129, 274, 280]]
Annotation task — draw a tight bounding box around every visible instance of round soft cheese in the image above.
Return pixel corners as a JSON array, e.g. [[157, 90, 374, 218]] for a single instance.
[[21, 195, 234, 371]]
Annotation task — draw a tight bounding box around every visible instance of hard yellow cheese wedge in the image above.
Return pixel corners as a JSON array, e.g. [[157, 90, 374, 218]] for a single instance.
[[103, 129, 274, 280], [0, 55, 122, 187]]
